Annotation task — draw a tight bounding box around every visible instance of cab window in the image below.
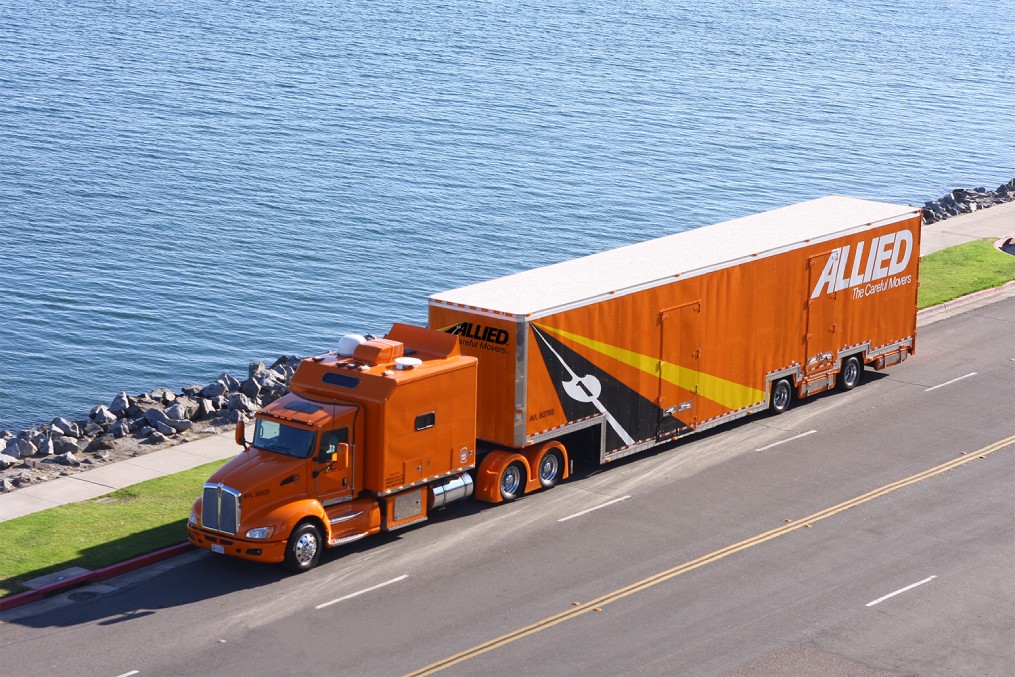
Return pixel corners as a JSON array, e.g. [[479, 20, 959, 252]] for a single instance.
[[318, 427, 349, 460]]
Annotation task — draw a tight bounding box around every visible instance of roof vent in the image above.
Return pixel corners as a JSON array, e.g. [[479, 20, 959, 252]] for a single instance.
[[337, 334, 367, 357], [395, 357, 423, 371]]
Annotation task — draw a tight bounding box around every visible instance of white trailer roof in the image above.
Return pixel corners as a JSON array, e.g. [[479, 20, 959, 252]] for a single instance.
[[430, 195, 920, 319]]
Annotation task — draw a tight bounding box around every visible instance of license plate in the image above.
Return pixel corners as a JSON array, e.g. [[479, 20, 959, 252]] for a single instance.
[[211, 544, 224, 554]]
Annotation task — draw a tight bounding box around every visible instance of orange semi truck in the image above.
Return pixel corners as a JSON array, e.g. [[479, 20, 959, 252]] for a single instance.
[[188, 196, 922, 571]]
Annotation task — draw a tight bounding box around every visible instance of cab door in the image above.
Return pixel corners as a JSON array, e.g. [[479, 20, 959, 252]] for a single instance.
[[316, 424, 353, 507]]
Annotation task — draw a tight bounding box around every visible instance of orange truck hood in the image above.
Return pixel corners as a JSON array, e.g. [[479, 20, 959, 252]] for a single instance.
[[207, 448, 308, 524]]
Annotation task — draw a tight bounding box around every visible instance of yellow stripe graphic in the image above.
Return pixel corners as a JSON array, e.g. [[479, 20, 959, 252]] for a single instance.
[[535, 324, 766, 411], [405, 434, 1015, 676]]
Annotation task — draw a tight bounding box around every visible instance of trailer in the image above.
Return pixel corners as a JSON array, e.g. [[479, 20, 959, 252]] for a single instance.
[[188, 195, 922, 571]]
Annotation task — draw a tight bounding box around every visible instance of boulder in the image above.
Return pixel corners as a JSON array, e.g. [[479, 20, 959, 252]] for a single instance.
[[240, 378, 261, 402], [94, 449, 111, 461], [145, 431, 169, 445], [181, 385, 204, 398], [220, 373, 242, 392], [83, 420, 105, 436], [51, 417, 81, 438], [54, 436, 79, 454], [228, 393, 258, 415], [151, 387, 177, 404], [54, 452, 80, 467], [172, 419, 193, 432], [248, 361, 265, 378], [0, 454, 18, 470], [201, 382, 227, 399], [109, 391, 132, 416], [34, 436, 55, 457], [6, 438, 35, 459], [174, 397, 200, 420], [85, 435, 115, 453], [109, 420, 131, 438], [155, 421, 176, 436], [144, 408, 172, 428], [196, 398, 217, 419], [137, 426, 156, 438], [211, 394, 228, 410], [90, 405, 119, 426]]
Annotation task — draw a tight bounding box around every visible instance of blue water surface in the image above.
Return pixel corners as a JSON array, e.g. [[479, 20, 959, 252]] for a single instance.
[[1, 0, 1012, 430]]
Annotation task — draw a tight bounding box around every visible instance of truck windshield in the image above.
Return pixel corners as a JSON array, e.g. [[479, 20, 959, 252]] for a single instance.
[[253, 419, 317, 459]]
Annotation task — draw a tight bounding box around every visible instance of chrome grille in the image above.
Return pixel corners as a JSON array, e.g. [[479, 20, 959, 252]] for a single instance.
[[201, 482, 241, 534]]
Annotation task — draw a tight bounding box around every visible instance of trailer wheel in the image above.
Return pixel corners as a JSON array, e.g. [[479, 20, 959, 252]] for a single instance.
[[838, 356, 862, 391], [499, 462, 525, 502], [284, 522, 322, 573], [537, 449, 564, 489], [769, 378, 792, 414]]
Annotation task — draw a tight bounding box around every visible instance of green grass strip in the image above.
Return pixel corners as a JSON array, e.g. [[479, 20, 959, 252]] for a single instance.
[[918, 239, 1015, 308], [0, 459, 228, 598]]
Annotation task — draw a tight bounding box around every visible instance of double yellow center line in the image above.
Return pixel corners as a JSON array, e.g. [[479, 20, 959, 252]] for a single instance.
[[406, 434, 1015, 676]]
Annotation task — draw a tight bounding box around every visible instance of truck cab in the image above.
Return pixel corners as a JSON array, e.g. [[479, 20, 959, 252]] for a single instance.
[[187, 324, 479, 571]]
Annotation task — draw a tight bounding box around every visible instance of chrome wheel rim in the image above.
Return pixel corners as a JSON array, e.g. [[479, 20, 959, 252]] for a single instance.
[[539, 454, 559, 483], [773, 383, 789, 410], [294, 532, 318, 565], [844, 360, 859, 386], [501, 466, 521, 495]]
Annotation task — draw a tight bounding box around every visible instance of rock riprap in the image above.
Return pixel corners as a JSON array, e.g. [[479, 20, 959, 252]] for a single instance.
[[0, 355, 302, 492], [922, 179, 1015, 224]]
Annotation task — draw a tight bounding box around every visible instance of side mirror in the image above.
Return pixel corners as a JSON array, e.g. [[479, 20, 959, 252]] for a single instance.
[[235, 419, 249, 450], [335, 442, 350, 468]]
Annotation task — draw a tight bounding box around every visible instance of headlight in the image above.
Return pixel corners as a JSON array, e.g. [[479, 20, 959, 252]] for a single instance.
[[189, 510, 198, 526], [246, 526, 274, 539]]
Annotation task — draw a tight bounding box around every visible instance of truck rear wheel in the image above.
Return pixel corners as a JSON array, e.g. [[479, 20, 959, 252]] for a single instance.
[[499, 462, 525, 502], [769, 378, 792, 414], [284, 522, 322, 573], [537, 449, 564, 489], [838, 356, 862, 390]]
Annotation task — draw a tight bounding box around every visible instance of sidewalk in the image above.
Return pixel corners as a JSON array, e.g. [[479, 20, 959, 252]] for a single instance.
[[1, 200, 1013, 524], [0, 431, 237, 521]]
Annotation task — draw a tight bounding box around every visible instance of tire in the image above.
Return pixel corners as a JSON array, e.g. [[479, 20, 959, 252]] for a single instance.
[[769, 378, 792, 414], [536, 449, 564, 489], [284, 522, 322, 573], [499, 462, 525, 502], [838, 356, 862, 391]]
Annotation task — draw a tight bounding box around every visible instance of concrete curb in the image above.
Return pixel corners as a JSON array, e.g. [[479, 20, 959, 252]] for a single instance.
[[916, 280, 1015, 325], [0, 542, 193, 612]]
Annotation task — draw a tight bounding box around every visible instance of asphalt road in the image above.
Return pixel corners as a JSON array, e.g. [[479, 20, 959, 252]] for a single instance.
[[2, 298, 1013, 677]]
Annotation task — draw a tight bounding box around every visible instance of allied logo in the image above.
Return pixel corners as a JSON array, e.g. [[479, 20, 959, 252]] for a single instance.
[[810, 229, 914, 299], [448, 322, 510, 345]]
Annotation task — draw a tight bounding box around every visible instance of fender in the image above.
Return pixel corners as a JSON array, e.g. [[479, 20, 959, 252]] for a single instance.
[[521, 441, 570, 490], [474, 449, 530, 504]]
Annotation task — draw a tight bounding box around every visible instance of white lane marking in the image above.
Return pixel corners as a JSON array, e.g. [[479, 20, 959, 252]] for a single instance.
[[924, 372, 977, 392], [866, 575, 937, 607], [114, 671, 140, 677], [558, 496, 631, 522], [755, 430, 817, 452], [316, 575, 408, 610]]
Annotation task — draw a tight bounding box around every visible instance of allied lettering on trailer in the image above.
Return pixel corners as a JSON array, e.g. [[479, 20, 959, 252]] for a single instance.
[[810, 229, 914, 299]]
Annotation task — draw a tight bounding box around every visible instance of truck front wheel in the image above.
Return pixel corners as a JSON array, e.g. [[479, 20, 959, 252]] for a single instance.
[[284, 522, 322, 573], [499, 462, 525, 502]]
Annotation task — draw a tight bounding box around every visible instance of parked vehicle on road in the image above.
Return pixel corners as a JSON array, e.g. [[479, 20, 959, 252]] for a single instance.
[[188, 196, 922, 571]]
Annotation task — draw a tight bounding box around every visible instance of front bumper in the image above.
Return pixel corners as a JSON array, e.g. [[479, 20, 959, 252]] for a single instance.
[[187, 525, 287, 564]]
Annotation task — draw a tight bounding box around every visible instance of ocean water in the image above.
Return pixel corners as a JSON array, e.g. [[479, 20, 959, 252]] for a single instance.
[[1, 0, 1012, 431]]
